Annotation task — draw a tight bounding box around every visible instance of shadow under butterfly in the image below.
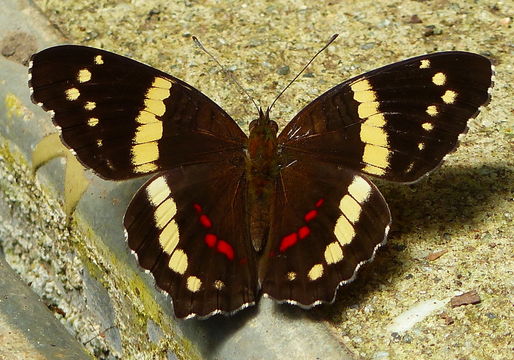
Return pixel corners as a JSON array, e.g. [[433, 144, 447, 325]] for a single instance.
[[28, 34, 493, 319]]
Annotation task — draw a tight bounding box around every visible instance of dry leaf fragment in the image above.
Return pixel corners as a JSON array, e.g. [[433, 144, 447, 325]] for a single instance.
[[450, 290, 481, 307], [426, 249, 448, 261]]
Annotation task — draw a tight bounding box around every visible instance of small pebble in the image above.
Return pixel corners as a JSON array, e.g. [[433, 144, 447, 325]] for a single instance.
[[373, 351, 390, 359], [276, 65, 290, 75], [402, 334, 413, 343], [408, 14, 422, 24], [360, 42, 375, 50], [485, 312, 497, 319], [424, 25, 443, 36]]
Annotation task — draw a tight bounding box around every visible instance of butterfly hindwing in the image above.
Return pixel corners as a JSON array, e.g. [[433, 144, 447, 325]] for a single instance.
[[124, 160, 258, 318], [29, 45, 246, 180], [260, 159, 390, 305], [278, 52, 493, 183]]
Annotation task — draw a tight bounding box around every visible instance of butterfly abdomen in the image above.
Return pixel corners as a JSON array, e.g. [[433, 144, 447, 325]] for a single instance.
[[246, 112, 280, 252]]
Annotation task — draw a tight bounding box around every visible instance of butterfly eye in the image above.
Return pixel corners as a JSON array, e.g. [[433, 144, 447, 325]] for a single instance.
[[270, 120, 279, 134], [249, 119, 258, 132]]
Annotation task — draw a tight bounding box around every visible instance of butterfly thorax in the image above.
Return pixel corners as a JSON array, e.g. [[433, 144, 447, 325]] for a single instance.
[[246, 109, 279, 252]]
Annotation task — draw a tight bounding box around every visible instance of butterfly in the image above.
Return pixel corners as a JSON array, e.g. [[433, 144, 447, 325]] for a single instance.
[[28, 43, 493, 319]]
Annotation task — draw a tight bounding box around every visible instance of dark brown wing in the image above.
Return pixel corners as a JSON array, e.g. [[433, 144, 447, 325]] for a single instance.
[[259, 159, 390, 306], [29, 45, 247, 180], [278, 52, 493, 183], [29, 45, 254, 318], [124, 160, 258, 318], [262, 51, 492, 306]]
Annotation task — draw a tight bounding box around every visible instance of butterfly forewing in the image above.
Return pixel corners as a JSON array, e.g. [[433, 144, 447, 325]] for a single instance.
[[278, 52, 493, 183], [29, 45, 246, 180], [124, 160, 258, 318], [260, 158, 390, 305]]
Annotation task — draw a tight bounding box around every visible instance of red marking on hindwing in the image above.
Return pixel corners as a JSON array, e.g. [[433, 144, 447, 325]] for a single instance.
[[217, 240, 234, 260], [205, 233, 217, 247], [194, 203, 235, 261], [199, 214, 212, 228], [304, 209, 317, 222], [279, 232, 298, 252], [298, 226, 310, 239], [276, 198, 326, 254]]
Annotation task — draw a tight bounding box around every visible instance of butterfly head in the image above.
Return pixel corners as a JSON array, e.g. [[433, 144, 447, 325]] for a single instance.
[[249, 107, 278, 135]]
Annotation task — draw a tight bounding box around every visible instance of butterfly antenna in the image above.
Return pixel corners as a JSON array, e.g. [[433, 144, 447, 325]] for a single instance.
[[192, 36, 261, 113], [268, 33, 339, 113]]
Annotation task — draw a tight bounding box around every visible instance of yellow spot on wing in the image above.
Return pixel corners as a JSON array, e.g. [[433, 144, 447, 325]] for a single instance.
[[360, 124, 388, 147], [136, 111, 160, 124], [214, 280, 225, 290], [144, 99, 166, 116], [418, 142, 425, 150], [340, 195, 361, 224], [432, 72, 446, 86], [87, 117, 99, 127], [357, 102, 380, 119], [146, 87, 170, 101], [348, 176, 372, 203], [169, 249, 188, 274], [351, 78, 377, 103], [94, 55, 104, 65], [362, 164, 386, 176], [135, 163, 158, 174], [350, 79, 372, 92], [187, 276, 202, 292], [147, 177, 171, 206], [84, 101, 96, 111], [363, 144, 390, 169], [334, 215, 355, 246], [152, 77, 173, 89], [154, 198, 177, 229], [422, 122, 434, 131], [441, 90, 457, 104], [134, 163, 158, 174], [134, 122, 163, 144], [426, 105, 438, 116], [287, 272, 296, 281], [159, 220, 179, 254], [131, 142, 159, 165], [307, 264, 324, 281], [324, 242, 343, 264], [354, 90, 377, 103], [365, 113, 386, 128], [78, 69, 92, 83], [419, 59, 430, 69], [65, 88, 80, 101]]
